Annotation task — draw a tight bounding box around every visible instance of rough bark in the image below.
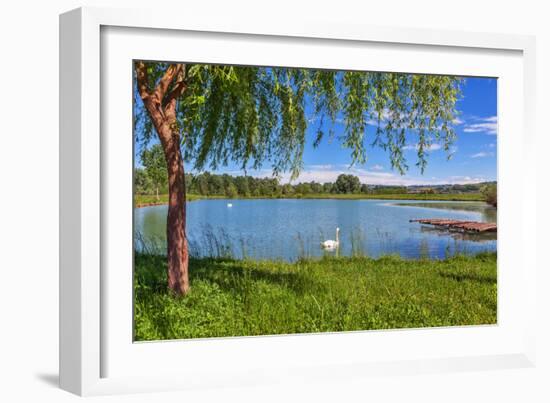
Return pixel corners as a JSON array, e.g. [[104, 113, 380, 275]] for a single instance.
[[135, 62, 190, 295], [160, 120, 189, 295]]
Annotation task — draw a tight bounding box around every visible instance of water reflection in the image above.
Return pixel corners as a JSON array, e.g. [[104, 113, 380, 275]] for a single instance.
[[418, 225, 497, 243], [393, 201, 497, 222]]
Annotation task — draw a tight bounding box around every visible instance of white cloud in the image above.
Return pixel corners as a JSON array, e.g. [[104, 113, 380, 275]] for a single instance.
[[307, 116, 320, 124], [403, 143, 442, 152], [371, 164, 384, 171], [426, 144, 443, 151], [470, 151, 494, 158], [268, 166, 488, 186], [278, 167, 397, 185], [306, 164, 335, 170], [220, 165, 489, 186], [447, 175, 487, 184], [452, 117, 464, 125], [463, 116, 498, 135]]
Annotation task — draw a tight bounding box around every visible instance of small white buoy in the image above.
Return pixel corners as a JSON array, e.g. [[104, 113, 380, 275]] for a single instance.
[[227, 203, 233, 207]]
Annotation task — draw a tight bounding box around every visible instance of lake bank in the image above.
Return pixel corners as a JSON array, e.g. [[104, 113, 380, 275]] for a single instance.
[[134, 194, 225, 208], [135, 192, 486, 207], [134, 251, 497, 341]]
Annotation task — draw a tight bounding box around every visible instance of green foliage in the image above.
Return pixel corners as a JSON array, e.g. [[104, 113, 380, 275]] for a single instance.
[[134, 252, 497, 340], [134, 167, 489, 202], [135, 192, 485, 206], [135, 62, 462, 178], [134, 193, 211, 206], [481, 183, 497, 207], [134, 168, 153, 195], [140, 144, 168, 198], [225, 182, 238, 198], [334, 174, 361, 194], [369, 185, 408, 194]]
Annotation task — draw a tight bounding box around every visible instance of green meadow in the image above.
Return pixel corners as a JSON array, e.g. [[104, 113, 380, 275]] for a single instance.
[[134, 252, 497, 341]]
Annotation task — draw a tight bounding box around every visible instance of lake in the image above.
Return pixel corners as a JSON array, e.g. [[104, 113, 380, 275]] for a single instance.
[[134, 199, 497, 261]]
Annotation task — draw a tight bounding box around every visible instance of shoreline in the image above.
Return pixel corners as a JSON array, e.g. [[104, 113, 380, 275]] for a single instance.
[[135, 193, 486, 208], [135, 201, 168, 208]]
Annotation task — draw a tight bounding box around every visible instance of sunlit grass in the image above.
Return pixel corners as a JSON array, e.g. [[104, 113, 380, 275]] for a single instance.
[[134, 193, 222, 206], [134, 251, 497, 341]]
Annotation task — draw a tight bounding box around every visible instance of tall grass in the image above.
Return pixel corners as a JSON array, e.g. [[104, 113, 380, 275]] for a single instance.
[[350, 226, 368, 257], [135, 226, 250, 259], [134, 251, 497, 341], [135, 226, 491, 264]]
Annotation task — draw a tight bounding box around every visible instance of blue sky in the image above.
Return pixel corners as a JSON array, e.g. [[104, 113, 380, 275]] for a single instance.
[[136, 76, 497, 186]]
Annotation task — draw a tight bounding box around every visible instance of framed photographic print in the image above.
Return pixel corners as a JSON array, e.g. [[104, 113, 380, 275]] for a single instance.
[[60, 6, 537, 396]]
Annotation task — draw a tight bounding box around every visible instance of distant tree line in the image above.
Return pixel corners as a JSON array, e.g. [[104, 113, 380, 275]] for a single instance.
[[135, 168, 379, 197], [135, 165, 497, 199], [135, 162, 410, 198], [135, 145, 495, 199]]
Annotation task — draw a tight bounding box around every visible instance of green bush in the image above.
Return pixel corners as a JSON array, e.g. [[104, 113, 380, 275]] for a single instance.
[[481, 184, 497, 207]]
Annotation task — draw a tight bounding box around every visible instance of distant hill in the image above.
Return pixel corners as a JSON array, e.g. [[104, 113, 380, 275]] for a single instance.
[[363, 181, 495, 195]]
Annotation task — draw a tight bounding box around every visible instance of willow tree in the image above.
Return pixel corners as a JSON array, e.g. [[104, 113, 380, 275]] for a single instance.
[[134, 61, 461, 295]]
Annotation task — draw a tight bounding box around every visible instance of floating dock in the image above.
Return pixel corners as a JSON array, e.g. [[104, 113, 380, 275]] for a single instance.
[[410, 218, 497, 233]]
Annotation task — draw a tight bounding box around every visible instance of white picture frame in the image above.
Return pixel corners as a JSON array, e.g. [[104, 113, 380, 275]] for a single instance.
[[60, 6, 537, 396]]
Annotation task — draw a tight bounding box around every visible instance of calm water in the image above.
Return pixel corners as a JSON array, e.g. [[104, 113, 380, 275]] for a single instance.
[[134, 199, 497, 261]]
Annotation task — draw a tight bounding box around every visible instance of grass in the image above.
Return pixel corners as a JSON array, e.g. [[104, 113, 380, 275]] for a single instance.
[[294, 193, 484, 201], [134, 252, 497, 341], [135, 193, 225, 206], [135, 192, 485, 206]]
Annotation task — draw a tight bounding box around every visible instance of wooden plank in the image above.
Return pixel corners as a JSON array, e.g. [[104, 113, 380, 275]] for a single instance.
[[409, 218, 497, 233]]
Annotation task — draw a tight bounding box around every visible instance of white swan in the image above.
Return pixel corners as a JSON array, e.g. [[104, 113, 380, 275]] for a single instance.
[[321, 227, 340, 249], [227, 203, 233, 207]]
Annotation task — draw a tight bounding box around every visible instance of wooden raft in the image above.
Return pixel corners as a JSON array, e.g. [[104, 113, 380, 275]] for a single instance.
[[409, 218, 497, 233]]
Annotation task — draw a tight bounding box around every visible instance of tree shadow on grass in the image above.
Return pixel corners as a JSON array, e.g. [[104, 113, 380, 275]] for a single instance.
[[438, 271, 496, 285], [188, 257, 325, 296], [135, 254, 328, 297]]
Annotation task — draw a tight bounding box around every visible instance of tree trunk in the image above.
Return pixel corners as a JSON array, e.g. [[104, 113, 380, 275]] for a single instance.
[[135, 62, 189, 295], [162, 135, 190, 295], [156, 186, 159, 202], [140, 101, 189, 295]]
